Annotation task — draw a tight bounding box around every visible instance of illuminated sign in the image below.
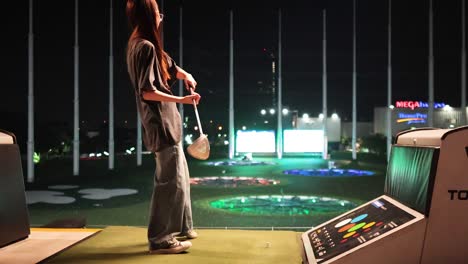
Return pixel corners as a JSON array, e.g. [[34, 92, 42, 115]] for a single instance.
[[236, 130, 275, 153], [395, 101, 446, 110], [396, 113, 427, 124], [283, 130, 324, 153]]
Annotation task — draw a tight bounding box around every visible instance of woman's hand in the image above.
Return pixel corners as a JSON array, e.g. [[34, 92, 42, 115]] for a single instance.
[[175, 66, 198, 91], [180, 92, 201, 105], [184, 73, 197, 91]]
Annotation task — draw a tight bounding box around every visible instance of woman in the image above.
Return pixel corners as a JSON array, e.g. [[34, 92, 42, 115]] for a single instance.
[[126, 0, 200, 254]]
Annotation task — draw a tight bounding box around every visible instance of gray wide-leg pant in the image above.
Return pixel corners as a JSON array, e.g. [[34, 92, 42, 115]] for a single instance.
[[148, 143, 193, 244]]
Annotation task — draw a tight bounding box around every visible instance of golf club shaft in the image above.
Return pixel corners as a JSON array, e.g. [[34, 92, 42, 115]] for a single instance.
[[190, 88, 204, 135]]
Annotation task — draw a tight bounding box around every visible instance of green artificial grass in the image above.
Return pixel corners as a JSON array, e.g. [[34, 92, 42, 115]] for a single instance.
[[46, 226, 303, 264], [25, 154, 387, 228]]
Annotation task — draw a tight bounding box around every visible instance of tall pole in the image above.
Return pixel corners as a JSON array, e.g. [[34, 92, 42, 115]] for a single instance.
[[178, 6, 184, 142], [136, 3, 145, 166], [277, 9, 283, 159], [387, 0, 392, 161], [27, 0, 34, 183], [73, 0, 80, 175], [109, 0, 115, 170], [229, 10, 235, 159], [462, 0, 467, 125], [352, 0, 357, 160], [428, 0, 434, 127], [136, 111, 142, 166], [272, 58, 276, 108], [322, 9, 328, 160]]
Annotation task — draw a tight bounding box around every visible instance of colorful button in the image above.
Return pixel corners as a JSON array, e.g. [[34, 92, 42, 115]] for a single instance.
[[362, 222, 376, 229], [351, 214, 368, 223], [335, 218, 352, 228], [338, 223, 356, 233], [343, 231, 356, 238], [348, 222, 367, 232]]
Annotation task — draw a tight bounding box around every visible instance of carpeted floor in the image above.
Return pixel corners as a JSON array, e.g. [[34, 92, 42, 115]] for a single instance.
[[46, 226, 303, 264]]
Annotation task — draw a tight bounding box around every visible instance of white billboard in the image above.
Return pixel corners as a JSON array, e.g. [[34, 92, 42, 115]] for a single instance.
[[283, 129, 324, 153], [236, 130, 276, 153]]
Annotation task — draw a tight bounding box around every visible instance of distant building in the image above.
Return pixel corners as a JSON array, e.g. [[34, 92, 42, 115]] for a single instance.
[[296, 115, 341, 142], [374, 101, 468, 136], [341, 122, 374, 138]]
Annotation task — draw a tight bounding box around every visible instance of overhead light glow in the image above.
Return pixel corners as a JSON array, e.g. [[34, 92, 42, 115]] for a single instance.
[[443, 105, 452, 111]]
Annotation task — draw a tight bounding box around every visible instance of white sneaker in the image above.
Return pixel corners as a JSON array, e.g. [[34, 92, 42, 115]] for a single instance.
[[149, 238, 192, 254]]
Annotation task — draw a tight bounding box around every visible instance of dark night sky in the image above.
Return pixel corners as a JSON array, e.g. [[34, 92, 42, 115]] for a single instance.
[[1, 0, 467, 143]]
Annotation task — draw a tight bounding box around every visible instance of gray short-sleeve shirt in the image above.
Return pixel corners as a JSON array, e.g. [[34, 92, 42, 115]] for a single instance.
[[127, 38, 181, 152]]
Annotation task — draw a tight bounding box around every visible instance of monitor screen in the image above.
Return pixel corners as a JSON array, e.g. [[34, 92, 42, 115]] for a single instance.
[[385, 146, 439, 215], [305, 197, 417, 263]]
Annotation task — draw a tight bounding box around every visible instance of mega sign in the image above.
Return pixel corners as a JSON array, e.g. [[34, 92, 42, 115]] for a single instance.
[[395, 101, 446, 110], [396, 113, 427, 124]]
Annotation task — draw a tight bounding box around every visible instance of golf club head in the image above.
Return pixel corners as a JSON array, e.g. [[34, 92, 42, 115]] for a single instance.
[[187, 134, 210, 160]]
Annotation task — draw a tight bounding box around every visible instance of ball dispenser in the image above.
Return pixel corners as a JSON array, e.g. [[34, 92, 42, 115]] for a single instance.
[[302, 126, 468, 264], [0, 130, 30, 248]]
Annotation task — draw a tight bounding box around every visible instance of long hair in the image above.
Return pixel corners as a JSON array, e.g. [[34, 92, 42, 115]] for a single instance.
[[126, 0, 171, 86]]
